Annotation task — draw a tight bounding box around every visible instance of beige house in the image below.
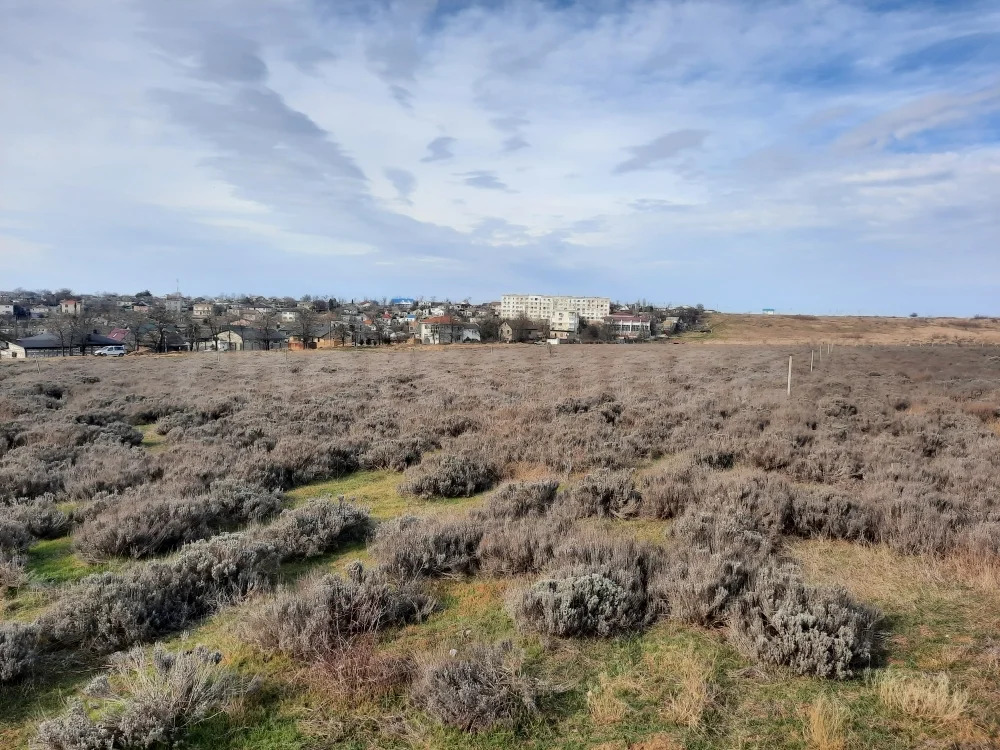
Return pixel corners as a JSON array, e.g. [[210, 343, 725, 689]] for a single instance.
[[60, 299, 83, 315], [549, 310, 579, 340]]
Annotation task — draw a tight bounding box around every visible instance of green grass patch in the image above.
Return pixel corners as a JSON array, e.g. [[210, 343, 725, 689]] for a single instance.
[[136, 422, 167, 452], [26, 537, 109, 584], [287, 470, 490, 520]]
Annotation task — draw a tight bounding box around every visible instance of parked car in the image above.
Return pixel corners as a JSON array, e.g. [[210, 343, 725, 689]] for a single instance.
[[93, 345, 126, 357]]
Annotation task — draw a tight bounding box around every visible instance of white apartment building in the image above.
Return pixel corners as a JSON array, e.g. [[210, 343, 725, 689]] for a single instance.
[[500, 294, 610, 322], [192, 303, 215, 318], [549, 310, 579, 339]]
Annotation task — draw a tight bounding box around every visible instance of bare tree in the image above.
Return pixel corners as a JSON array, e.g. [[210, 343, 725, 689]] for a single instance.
[[291, 307, 319, 350], [48, 313, 76, 356], [257, 308, 279, 351]]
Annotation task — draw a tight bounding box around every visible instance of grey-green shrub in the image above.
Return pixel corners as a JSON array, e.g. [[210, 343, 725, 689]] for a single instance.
[[262, 497, 371, 560], [728, 567, 880, 679], [512, 572, 645, 637], [476, 515, 569, 575], [35, 644, 255, 749], [414, 642, 541, 732], [74, 482, 283, 560], [0, 518, 33, 553], [0, 622, 38, 683], [512, 537, 661, 637], [399, 451, 500, 498], [654, 546, 755, 627], [247, 564, 433, 658], [481, 480, 560, 519], [372, 516, 482, 578], [40, 534, 278, 654], [360, 437, 430, 471], [565, 469, 639, 518]]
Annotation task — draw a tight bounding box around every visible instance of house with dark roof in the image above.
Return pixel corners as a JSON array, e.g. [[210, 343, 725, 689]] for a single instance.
[[0, 331, 123, 359], [215, 326, 288, 351], [287, 323, 349, 350]]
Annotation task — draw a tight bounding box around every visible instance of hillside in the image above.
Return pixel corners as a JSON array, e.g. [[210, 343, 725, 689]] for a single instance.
[[687, 313, 1000, 345]]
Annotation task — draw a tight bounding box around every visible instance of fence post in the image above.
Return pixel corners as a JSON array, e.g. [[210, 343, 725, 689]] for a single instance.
[[787, 355, 792, 396], [810, 350, 814, 372]]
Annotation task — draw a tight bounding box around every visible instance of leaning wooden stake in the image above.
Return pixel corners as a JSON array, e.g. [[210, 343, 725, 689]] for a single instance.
[[787, 355, 793, 396]]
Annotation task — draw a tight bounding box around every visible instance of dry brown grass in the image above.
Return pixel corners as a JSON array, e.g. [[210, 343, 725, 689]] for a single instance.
[[700, 313, 1000, 346], [585, 645, 716, 730], [804, 695, 846, 750], [655, 646, 716, 728], [586, 672, 636, 726], [876, 671, 969, 723]]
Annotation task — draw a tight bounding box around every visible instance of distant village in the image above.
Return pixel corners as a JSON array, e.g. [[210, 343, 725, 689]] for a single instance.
[[0, 289, 707, 359]]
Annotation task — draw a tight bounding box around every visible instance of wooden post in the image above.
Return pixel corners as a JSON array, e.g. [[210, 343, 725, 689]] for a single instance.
[[810, 350, 814, 372], [787, 355, 792, 396]]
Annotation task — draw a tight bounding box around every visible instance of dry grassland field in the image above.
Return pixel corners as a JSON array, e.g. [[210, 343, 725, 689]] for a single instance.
[[3, 341, 1000, 750], [694, 313, 1000, 347]]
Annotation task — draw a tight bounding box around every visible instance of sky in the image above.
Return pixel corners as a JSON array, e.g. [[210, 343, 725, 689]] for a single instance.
[[1, 0, 999, 314]]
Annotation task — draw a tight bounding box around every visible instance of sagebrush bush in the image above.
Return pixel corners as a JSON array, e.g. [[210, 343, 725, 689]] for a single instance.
[[9, 496, 71, 539], [400, 451, 500, 498], [565, 469, 639, 518], [35, 643, 255, 749], [654, 546, 756, 627], [262, 498, 371, 560], [512, 572, 646, 637], [414, 642, 542, 732], [247, 565, 434, 658], [359, 437, 430, 471], [0, 517, 33, 553], [728, 567, 880, 679], [372, 515, 482, 578], [482, 480, 560, 519], [74, 482, 283, 560], [245, 437, 363, 490], [0, 622, 38, 683], [670, 510, 778, 564], [62, 444, 160, 500], [0, 552, 27, 589], [788, 489, 879, 542], [512, 537, 661, 637], [636, 465, 702, 519], [476, 515, 569, 575], [40, 534, 278, 654]]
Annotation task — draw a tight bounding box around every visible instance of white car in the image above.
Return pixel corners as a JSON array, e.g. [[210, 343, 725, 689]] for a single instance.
[[93, 345, 126, 357]]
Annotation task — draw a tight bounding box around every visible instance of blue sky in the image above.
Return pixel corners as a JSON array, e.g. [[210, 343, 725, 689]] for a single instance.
[[1, 0, 999, 314]]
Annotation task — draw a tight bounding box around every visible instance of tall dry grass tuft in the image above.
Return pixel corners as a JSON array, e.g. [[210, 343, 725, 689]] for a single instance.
[[658, 646, 716, 728], [804, 695, 846, 750], [586, 672, 634, 726], [876, 671, 968, 723]]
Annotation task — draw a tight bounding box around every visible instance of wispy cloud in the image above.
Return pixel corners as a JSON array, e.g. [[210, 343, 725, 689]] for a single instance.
[[459, 171, 510, 191], [421, 136, 456, 162], [384, 167, 416, 202], [613, 130, 710, 174]]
